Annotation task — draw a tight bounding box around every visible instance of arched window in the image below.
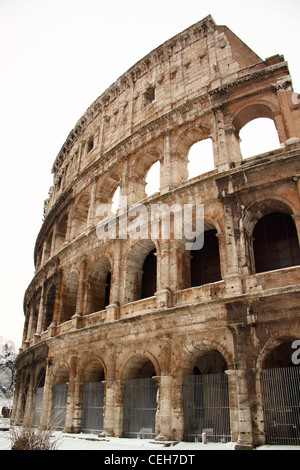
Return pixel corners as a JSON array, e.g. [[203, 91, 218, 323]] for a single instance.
[[112, 186, 120, 213], [125, 241, 157, 303], [253, 213, 300, 273], [190, 229, 222, 286], [86, 258, 111, 314], [145, 160, 160, 197], [239, 117, 281, 159], [60, 272, 79, 323], [141, 249, 157, 299], [188, 139, 214, 179]]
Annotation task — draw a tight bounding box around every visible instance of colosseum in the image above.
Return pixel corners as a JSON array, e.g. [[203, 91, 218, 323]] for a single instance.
[[12, 15, 300, 448]]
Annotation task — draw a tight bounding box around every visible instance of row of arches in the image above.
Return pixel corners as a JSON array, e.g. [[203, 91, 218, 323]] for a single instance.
[[38, 107, 283, 269], [25, 210, 300, 342], [15, 337, 300, 444]]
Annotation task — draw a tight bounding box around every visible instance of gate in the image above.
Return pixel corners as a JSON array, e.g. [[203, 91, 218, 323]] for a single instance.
[[33, 387, 44, 426], [183, 373, 231, 442], [81, 382, 105, 434], [123, 377, 157, 439], [261, 367, 300, 445], [52, 384, 68, 430]]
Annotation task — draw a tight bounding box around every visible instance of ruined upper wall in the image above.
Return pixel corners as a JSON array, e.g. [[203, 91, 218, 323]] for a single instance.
[[45, 16, 267, 212]]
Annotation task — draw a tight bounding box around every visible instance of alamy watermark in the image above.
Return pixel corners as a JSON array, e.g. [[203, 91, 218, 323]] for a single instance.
[[292, 340, 300, 365], [96, 198, 204, 250]]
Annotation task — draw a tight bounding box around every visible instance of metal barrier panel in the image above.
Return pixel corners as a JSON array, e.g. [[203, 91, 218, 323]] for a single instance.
[[183, 373, 231, 442], [81, 382, 105, 434], [261, 367, 300, 445], [52, 384, 68, 430], [123, 377, 157, 439], [33, 387, 44, 426]]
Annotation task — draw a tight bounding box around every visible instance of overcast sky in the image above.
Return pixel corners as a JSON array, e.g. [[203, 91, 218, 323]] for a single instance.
[[0, 0, 299, 347]]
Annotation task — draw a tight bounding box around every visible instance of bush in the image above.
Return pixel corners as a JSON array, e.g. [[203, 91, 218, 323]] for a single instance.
[[10, 425, 61, 450]]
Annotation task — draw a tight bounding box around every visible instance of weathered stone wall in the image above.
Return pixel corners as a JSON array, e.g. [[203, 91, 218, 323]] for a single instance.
[[13, 16, 300, 447]]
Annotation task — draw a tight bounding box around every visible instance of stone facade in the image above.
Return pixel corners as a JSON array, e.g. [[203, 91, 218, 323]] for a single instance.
[[13, 16, 300, 447]]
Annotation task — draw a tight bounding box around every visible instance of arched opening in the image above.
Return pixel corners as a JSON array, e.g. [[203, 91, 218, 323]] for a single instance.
[[60, 272, 79, 324], [56, 213, 68, 251], [81, 360, 105, 434], [183, 350, 230, 443], [188, 139, 214, 179], [261, 340, 300, 445], [145, 160, 160, 197], [253, 213, 300, 273], [125, 240, 157, 303], [111, 186, 120, 213], [43, 283, 56, 331], [86, 258, 111, 314], [122, 355, 157, 439], [33, 370, 46, 426], [141, 249, 157, 299], [240, 117, 281, 159], [52, 366, 69, 430], [73, 194, 90, 238], [190, 229, 222, 287]]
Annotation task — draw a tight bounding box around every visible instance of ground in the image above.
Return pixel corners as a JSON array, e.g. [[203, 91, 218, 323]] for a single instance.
[[0, 430, 299, 451]]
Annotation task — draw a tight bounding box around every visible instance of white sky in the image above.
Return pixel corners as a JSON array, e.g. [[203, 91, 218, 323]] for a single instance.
[[0, 0, 299, 347]]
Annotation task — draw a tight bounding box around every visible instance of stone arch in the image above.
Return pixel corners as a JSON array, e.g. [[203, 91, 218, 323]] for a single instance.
[[81, 355, 106, 382], [86, 257, 112, 314], [72, 193, 90, 238], [182, 340, 233, 377], [55, 211, 69, 251], [124, 239, 157, 303], [60, 271, 79, 324], [242, 197, 297, 237], [43, 281, 57, 331], [128, 147, 162, 203], [96, 170, 122, 206], [120, 350, 160, 381], [175, 122, 214, 182], [256, 333, 300, 372], [52, 363, 70, 387], [243, 198, 300, 274], [232, 102, 277, 134]]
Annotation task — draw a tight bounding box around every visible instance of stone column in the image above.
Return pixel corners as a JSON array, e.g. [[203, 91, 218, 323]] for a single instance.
[[40, 358, 53, 430], [274, 83, 297, 140], [154, 375, 173, 441], [35, 282, 45, 341], [102, 380, 116, 437], [72, 257, 87, 328]]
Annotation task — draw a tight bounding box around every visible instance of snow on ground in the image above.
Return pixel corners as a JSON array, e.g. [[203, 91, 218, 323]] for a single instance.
[[0, 430, 299, 451]]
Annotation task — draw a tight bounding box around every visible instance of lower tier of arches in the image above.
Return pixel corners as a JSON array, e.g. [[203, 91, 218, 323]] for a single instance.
[[12, 317, 300, 448]]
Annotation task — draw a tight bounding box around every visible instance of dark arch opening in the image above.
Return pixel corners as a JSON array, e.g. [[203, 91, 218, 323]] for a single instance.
[[253, 213, 300, 273], [191, 229, 222, 286]]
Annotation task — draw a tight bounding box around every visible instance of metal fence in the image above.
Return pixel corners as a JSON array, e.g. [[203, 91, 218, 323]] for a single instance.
[[81, 382, 105, 434], [123, 377, 157, 439], [33, 387, 44, 426], [183, 373, 231, 443], [261, 367, 300, 445], [52, 384, 68, 430]]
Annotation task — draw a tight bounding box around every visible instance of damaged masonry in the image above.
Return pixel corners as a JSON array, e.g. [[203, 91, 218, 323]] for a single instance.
[[13, 15, 300, 449]]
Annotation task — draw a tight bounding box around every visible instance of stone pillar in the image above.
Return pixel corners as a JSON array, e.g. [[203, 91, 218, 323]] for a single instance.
[[222, 198, 243, 294], [40, 358, 53, 430], [154, 375, 173, 440], [65, 357, 78, 433], [72, 257, 87, 328], [102, 380, 116, 437], [213, 106, 229, 171], [274, 84, 297, 140], [228, 322, 254, 449], [87, 180, 97, 228], [23, 374, 35, 427], [35, 282, 46, 341]]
